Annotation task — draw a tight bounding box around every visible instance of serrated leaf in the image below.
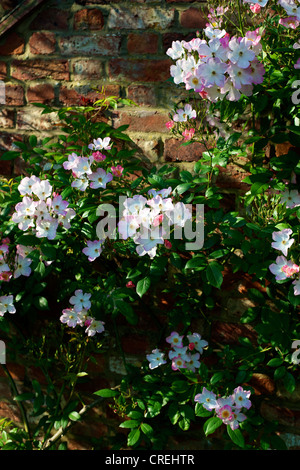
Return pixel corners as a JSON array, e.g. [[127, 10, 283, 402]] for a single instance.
[[94, 389, 119, 398], [203, 416, 223, 436], [206, 262, 223, 288], [141, 422, 154, 437], [136, 277, 151, 298], [119, 420, 139, 429], [227, 425, 245, 448], [127, 428, 140, 447]]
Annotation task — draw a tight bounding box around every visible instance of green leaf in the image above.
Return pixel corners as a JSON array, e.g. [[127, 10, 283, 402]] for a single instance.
[[33, 296, 49, 311], [283, 372, 296, 393], [267, 358, 284, 367], [29, 135, 38, 147], [203, 416, 223, 436], [94, 389, 119, 398], [140, 422, 154, 437], [14, 392, 35, 402], [210, 371, 224, 385], [68, 411, 81, 421], [195, 403, 212, 418], [127, 410, 143, 420], [206, 261, 223, 288], [16, 234, 39, 246], [171, 380, 189, 393], [227, 425, 245, 448], [185, 255, 206, 270], [174, 183, 191, 195], [136, 276, 151, 298], [127, 428, 141, 447], [119, 420, 139, 429]]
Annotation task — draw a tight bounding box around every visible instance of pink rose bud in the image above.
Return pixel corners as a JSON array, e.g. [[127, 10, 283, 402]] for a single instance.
[[189, 342, 195, 351], [164, 240, 172, 249], [250, 3, 261, 13], [282, 264, 299, 277], [182, 128, 195, 141], [126, 281, 136, 288], [111, 165, 124, 177], [166, 120, 175, 130], [92, 151, 106, 162]]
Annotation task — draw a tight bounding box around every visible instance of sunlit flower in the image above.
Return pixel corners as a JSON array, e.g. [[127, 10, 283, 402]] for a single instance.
[[0, 295, 16, 316], [194, 387, 218, 411], [82, 239, 105, 261], [69, 289, 92, 313], [232, 386, 252, 410], [271, 228, 294, 257], [166, 331, 184, 348], [146, 349, 167, 369]]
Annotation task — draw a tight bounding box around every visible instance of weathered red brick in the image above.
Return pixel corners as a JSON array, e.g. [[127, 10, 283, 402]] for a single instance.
[[211, 321, 257, 345], [72, 59, 104, 80], [30, 8, 69, 30], [113, 110, 170, 133], [5, 85, 24, 106], [73, 8, 104, 30], [11, 60, 69, 81], [0, 32, 25, 56], [127, 85, 156, 106], [180, 7, 207, 29], [16, 106, 59, 131], [215, 164, 251, 191], [29, 32, 56, 55], [127, 33, 159, 54], [107, 6, 174, 29], [108, 58, 172, 82], [59, 86, 101, 106], [27, 83, 55, 104], [59, 35, 121, 56], [164, 138, 207, 162]]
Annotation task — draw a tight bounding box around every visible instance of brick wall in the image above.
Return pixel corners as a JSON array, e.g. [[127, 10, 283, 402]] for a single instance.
[[0, 0, 239, 180]]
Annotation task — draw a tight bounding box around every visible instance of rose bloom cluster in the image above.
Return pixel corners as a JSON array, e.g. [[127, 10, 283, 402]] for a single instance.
[[0, 240, 34, 283], [60, 289, 105, 337], [146, 331, 208, 373], [195, 386, 252, 430], [167, 26, 265, 103], [167, 0, 299, 105], [0, 240, 51, 316], [62, 136, 123, 192], [269, 228, 300, 295], [118, 188, 192, 259], [11, 176, 76, 240]]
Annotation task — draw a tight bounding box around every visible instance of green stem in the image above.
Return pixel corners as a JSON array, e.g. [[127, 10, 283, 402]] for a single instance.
[[1, 364, 31, 441], [42, 397, 104, 450], [237, 0, 245, 37]]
